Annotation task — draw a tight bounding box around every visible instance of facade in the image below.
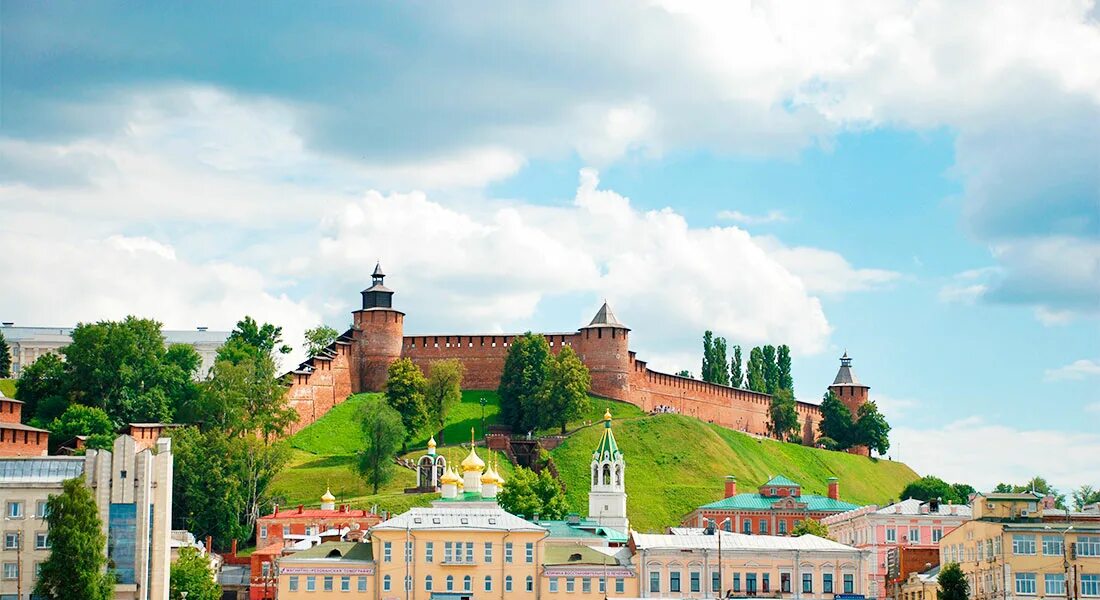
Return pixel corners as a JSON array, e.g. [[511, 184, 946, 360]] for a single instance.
[[683, 475, 860, 537], [821, 498, 972, 599], [631, 528, 871, 599], [939, 492, 1100, 600], [283, 266, 874, 445], [897, 565, 939, 600], [0, 392, 47, 457], [276, 541, 375, 599], [0, 434, 174, 600], [0, 323, 229, 379]]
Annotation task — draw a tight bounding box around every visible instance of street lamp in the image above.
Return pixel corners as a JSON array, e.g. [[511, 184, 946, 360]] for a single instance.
[[711, 518, 732, 599], [479, 396, 488, 437]]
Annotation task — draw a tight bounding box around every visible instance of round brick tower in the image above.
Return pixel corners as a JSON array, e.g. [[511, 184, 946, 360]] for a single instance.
[[827, 351, 870, 455], [574, 302, 632, 402], [351, 263, 405, 392]]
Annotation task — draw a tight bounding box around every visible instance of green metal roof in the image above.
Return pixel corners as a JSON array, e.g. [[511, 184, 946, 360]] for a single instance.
[[763, 475, 801, 488], [292, 541, 374, 561], [435, 491, 497, 503], [592, 412, 620, 460], [543, 545, 618, 566], [536, 519, 629, 543], [699, 492, 859, 512]]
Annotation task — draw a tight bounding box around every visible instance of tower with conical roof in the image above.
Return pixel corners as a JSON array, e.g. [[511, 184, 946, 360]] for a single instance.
[[588, 409, 628, 531], [574, 301, 632, 402], [352, 261, 405, 391], [827, 352, 871, 456]]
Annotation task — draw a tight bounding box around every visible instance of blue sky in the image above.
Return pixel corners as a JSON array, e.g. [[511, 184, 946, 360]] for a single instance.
[[1, 1, 1098, 490]]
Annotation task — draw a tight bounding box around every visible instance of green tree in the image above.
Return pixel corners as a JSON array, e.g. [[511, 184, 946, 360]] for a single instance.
[[356, 396, 406, 493], [1072, 485, 1100, 510], [675, 370, 693, 378], [729, 345, 743, 388], [425, 359, 465, 443], [16, 352, 68, 423], [498, 333, 551, 432], [34, 478, 115, 600], [819, 391, 853, 449], [542, 345, 592, 434], [938, 563, 969, 600], [777, 344, 793, 392], [216, 316, 291, 365], [901, 475, 962, 504], [384, 358, 429, 448], [170, 546, 221, 600], [855, 401, 891, 455], [171, 427, 251, 550], [0, 330, 11, 378], [193, 353, 296, 439], [303, 324, 340, 356], [762, 345, 779, 394], [48, 404, 115, 453], [768, 388, 799, 441], [701, 331, 716, 383], [993, 476, 1067, 508], [712, 337, 730, 386], [952, 483, 977, 504], [497, 466, 568, 520], [746, 347, 767, 393], [791, 519, 831, 538]]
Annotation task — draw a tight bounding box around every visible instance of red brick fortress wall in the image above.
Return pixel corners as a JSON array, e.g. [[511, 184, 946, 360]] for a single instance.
[[402, 333, 578, 390]]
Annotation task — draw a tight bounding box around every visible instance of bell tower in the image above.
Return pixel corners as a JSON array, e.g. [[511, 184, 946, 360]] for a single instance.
[[588, 409, 628, 531]]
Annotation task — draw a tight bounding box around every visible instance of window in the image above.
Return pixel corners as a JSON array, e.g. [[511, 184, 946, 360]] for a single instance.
[[823, 573, 834, 594], [1079, 536, 1100, 557], [713, 571, 722, 593], [600, 577, 607, 593], [505, 576, 513, 592], [485, 542, 493, 562], [803, 572, 813, 593], [383, 541, 392, 562], [35, 533, 48, 549], [887, 527, 897, 543], [1043, 535, 1065, 556], [259, 525, 267, 539], [324, 575, 334, 591], [405, 575, 413, 592], [464, 575, 472, 591], [671, 570, 682, 593], [465, 542, 474, 563], [1045, 573, 1066, 596], [341, 576, 350, 591], [445, 541, 454, 562], [933, 528, 943, 542], [763, 573, 771, 592], [909, 527, 920, 544], [1013, 534, 1037, 555], [506, 542, 514, 563], [583, 578, 592, 593], [843, 574, 854, 594], [779, 520, 787, 535], [35, 501, 48, 518], [733, 573, 741, 593], [425, 575, 433, 591], [743, 520, 752, 534], [306, 576, 316, 592], [446, 575, 454, 591], [759, 519, 768, 534], [550, 577, 559, 592], [6, 502, 22, 518], [3, 533, 17, 549], [359, 576, 368, 592], [781, 573, 791, 593], [526, 575, 534, 592], [691, 571, 701, 593], [567, 578, 576, 593], [383, 575, 391, 592], [650, 571, 661, 593], [283, 524, 291, 536], [526, 541, 534, 563], [3, 562, 17, 580], [425, 541, 434, 562], [747, 573, 758, 593], [485, 576, 493, 592], [1081, 574, 1100, 597], [616, 578, 625, 594], [1015, 573, 1037, 595], [289, 576, 299, 591], [405, 540, 413, 562]]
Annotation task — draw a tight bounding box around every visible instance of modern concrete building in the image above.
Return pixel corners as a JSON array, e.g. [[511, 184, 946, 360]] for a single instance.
[[0, 434, 174, 600]]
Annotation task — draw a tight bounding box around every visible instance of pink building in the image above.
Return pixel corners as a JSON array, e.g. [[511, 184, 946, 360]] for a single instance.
[[821, 498, 972, 599]]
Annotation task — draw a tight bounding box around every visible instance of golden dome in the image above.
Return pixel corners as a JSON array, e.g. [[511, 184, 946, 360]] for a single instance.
[[461, 447, 485, 472], [428, 436, 437, 449], [321, 488, 336, 503], [481, 464, 498, 484], [440, 467, 461, 485], [493, 461, 506, 485], [604, 408, 612, 421]]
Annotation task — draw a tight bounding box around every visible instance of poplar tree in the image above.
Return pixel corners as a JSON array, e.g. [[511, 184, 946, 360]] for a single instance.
[[762, 345, 779, 394], [777, 344, 793, 392], [729, 345, 743, 388], [701, 331, 716, 383], [746, 347, 767, 392], [34, 478, 115, 600], [712, 337, 730, 386]]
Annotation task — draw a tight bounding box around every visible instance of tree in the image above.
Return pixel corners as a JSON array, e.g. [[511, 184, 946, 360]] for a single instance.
[[762, 345, 779, 394], [768, 388, 799, 441], [303, 324, 340, 356], [424, 359, 465, 444], [193, 353, 296, 439], [855, 401, 891, 455], [216, 316, 291, 365], [993, 476, 1067, 508], [729, 345, 743, 388], [542, 345, 592, 434], [48, 404, 115, 453], [675, 370, 693, 378], [1072, 485, 1100, 511], [819, 391, 853, 448], [170, 546, 221, 600], [746, 347, 767, 393], [384, 358, 428, 448], [712, 337, 730, 386], [0, 330, 11, 378], [938, 563, 969, 600], [496, 466, 568, 520], [34, 478, 115, 600], [901, 475, 963, 504], [16, 352, 68, 423], [951, 483, 977, 504], [701, 331, 716, 384], [777, 344, 793, 392], [791, 519, 831, 538], [171, 427, 251, 550], [498, 333, 551, 432], [356, 396, 406, 493]]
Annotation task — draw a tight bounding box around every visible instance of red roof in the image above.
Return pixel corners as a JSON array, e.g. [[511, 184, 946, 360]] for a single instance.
[[259, 508, 377, 520]]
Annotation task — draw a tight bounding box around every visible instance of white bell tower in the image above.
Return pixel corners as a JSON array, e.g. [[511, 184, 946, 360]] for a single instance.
[[588, 409, 628, 531]]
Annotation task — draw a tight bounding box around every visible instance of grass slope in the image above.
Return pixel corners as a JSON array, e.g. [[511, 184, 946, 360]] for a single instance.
[[0, 379, 15, 398], [552, 414, 919, 532]]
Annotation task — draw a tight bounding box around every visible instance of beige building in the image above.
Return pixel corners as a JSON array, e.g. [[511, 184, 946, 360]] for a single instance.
[[897, 565, 938, 600], [0, 434, 174, 600], [940, 492, 1100, 600]]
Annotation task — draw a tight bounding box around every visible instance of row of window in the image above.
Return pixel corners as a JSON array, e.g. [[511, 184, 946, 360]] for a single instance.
[[2, 561, 43, 579], [260, 524, 321, 538], [290, 573, 542, 593], [883, 527, 943, 544], [288, 575, 369, 592], [1013, 534, 1100, 557], [646, 570, 854, 595], [4, 501, 49, 519], [2, 532, 49, 550], [1014, 572, 1100, 596], [381, 540, 535, 564], [547, 576, 626, 594]]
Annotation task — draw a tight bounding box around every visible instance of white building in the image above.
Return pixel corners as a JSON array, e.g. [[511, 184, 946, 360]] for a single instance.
[[589, 408, 628, 532]]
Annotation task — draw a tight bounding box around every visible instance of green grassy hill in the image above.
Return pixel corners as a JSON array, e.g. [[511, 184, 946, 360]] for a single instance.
[[0, 379, 15, 398], [552, 413, 919, 532]]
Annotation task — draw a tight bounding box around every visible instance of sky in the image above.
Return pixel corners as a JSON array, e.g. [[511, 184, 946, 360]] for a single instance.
[[1, 1, 1098, 493]]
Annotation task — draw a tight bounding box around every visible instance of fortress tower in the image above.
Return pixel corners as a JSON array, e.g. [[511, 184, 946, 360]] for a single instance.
[[573, 302, 632, 402], [351, 262, 405, 391], [588, 409, 628, 531], [828, 352, 871, 456]]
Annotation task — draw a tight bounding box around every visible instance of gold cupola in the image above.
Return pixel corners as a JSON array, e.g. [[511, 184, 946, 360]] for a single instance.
[[460, 428, 485, 472]]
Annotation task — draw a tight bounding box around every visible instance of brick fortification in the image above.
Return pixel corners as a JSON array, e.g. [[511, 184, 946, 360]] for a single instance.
[[284, 266, 865, 450]]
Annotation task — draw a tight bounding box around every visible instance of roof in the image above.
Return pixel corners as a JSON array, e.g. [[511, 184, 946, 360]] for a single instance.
[[543, 545, 621, 566], [583, 302, 629, 329], [699, 492, 860, 513], [290, 541, 374, 561], [0, 457, 85, 482], [536, 518, 629, 542], [372, 506, 545, 532], [977, 491, 1044, 501], [0, 326, 229, 345], [0, 421, 50, 433], [763, 475, 800, 488], [873, 498, 973, 517], [372, 262, 385, 277], [592, 410, 621, 460], [259, 507, 376, 520], [0, 391, 21, 403], [831, 352, 865, 386], [635, 529, 860, 552]]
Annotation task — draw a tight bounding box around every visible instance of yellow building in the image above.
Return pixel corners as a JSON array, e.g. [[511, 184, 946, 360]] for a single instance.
[[897, 565, 938, 600], [277, 541, 376, 597], [940, 492, 1100, 600]]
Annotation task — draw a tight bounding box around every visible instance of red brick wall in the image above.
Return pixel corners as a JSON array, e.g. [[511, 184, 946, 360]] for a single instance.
[[402, 333, 578, 389], [352, 308, 405, 392], [285, 341, 355, 436], [573, 327, 631, 401], [0, 400, 22, 424], [0, 428, 48, 456]]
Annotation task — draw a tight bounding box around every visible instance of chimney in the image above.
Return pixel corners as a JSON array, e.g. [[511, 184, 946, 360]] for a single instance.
[[340, 504, 348, 513], [274, 503, 279, 516], [206, 535, 212, 554], [298, 504, 304, 514], [231, 539, 238, 558], [827, 477, 840, 501], [725, 476, 738, 498], [1041, 495, 1056, 510]]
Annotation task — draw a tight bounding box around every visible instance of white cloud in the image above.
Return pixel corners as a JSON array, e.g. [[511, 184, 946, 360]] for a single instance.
[[1044, 359, 1100, 382], [872, 394, 917, 419], [938, 283, 988, 305], [893, 416, 1100, 492], [717, 210, 790, 225], [754, 236, 901, 295]]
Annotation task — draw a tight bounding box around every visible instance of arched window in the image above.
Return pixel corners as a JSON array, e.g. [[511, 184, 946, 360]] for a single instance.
[[464, 575, 472, 591], [506, 576, 514, 592], [405, 575, 412, 592], [485, 575, 493, 591], [425, 575, 433, 591], [383, 575, 391, 592], [602, 463, 611, 485], [593, 465, 599, 485], [446, 575, 454, 591], [526, 575, 534, 592]]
